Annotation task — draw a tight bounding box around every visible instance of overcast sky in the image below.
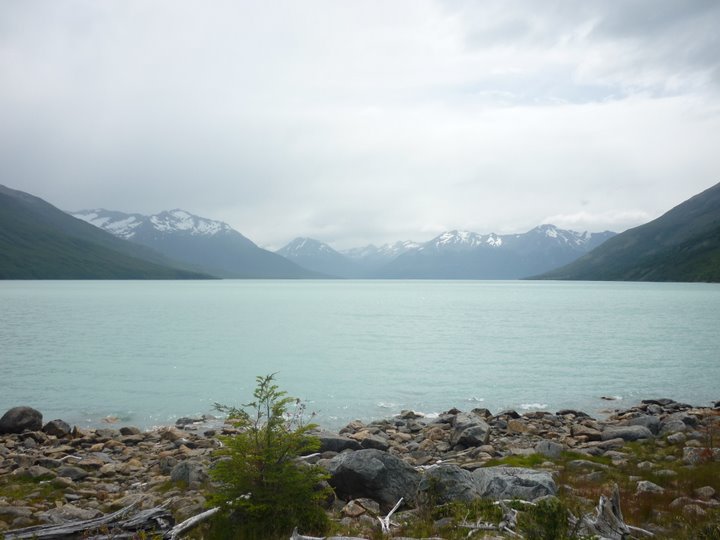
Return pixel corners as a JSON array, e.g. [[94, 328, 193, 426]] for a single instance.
[[1, 1, 719, 249]]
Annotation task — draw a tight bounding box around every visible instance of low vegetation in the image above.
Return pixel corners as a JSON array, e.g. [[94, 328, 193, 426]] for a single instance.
[[207, 374, 330, 539]]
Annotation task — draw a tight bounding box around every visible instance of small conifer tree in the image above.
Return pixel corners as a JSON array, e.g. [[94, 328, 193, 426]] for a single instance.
[[209, 374, 330, 539]]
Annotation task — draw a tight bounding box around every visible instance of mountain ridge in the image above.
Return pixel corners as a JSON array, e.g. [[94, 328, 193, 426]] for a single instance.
[[536, 181, 720, 282], [0, 185, 210, 279], [71, 208, 322, 279], [276, 224, 616, 279]]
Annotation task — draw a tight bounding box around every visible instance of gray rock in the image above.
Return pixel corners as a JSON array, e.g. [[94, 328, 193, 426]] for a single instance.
[[627, 415, 660, 435], [0, 506, 34, 519], [417, 464, 481, 504], [683, 447, 720, 465], [119, 426, 142, 436], [601, 425, 653, 441], [42, 419, 71, 438], [694, 486, 716, 500], [360, 435, 390, 452], [324, 449, 420, 511], [472, 466, 556, 501], [666, 412, 698, 427], [0, 406, 42, 434], [535, 440, 563, 459], [57, 465, 89, 480], [38, 504, 102, 524], [170, 460, 208, 486], [637, 480, 664, 494], [667, 432, 687, 445], [313, 431, 362, 453], [24, 465, 56, 479], [449, 412, 490, 447], [659, 420, 688, 436]]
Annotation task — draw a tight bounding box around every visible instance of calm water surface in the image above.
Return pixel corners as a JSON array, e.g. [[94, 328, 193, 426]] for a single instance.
[[1, 280, 718, 429]]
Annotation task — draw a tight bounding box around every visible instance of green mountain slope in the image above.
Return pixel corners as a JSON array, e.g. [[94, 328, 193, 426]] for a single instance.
[[536, 182, 720, 282], [0, 184, 210, 279]]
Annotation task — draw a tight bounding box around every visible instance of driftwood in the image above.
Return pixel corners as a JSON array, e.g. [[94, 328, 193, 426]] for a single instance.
[[2, 503, 219, 540], [572, 484, 654, 539]]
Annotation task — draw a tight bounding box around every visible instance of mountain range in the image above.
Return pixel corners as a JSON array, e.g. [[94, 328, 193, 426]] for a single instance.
[[538, 181, 720, 282], [276, 226, 615, 279], [70, 209, 319, 279], [2, 181, 718, 281]]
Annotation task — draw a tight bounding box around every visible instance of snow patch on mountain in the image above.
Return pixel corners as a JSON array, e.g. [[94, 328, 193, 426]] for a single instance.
[[72, 208, 232, 238]]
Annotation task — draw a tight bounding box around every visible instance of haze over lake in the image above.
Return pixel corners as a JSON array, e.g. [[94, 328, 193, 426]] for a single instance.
[[1, 280, 718, 430]]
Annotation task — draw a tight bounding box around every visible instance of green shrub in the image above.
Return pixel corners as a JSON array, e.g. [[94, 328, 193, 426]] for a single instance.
[[208, 374, 330, 539], [518, 498, 572, 540]]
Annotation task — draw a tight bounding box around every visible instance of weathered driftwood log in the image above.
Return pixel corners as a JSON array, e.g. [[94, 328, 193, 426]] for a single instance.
[[2, 503, 174, 540], [572, 484, 654, 539]]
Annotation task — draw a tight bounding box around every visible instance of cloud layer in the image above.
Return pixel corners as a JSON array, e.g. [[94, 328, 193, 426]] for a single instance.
[[1, 1, 719, 248]]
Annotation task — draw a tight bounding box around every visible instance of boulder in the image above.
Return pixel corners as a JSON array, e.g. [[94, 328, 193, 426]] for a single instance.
[[449, 412, 490, 447], [535, 440, 564, 459], [170, 460, 208, 487], [601, 425, 653, 442], [417, 464, 481, 504], [627, 415, 660, 435], [360, 435, 390, 452], [57, 465, 89, 481], [324, 449, 420, 510], [313, 431, 362, 453], [0, 406, 42, 434], [637, 480, 664, 494], [42, 419, 71, 438], [472, 466, 556, 501], [659, 420, 687, 436]]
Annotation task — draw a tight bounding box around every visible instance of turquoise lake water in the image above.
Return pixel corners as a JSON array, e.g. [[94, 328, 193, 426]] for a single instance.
[[1, 280, 718, 430]]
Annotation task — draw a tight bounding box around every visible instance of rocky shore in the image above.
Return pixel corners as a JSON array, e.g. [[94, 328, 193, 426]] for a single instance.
[[1, 398, 719, 538]]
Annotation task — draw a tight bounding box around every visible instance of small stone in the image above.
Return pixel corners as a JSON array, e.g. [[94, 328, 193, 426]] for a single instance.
[[119, 426, 142, 436], [507, 419, 529, 433], [24, 465, 56, 479], [57, 465, 89, 480], [694, 486, 716, 500], [637, 461, 655, 470], [683, 504, 707, 518], [666, 432, 686, 445], [637, 480, 664, 494], [342, 500, 366, 518]]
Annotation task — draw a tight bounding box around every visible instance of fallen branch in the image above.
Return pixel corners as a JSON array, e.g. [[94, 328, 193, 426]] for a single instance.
[[377, 497, 404, 534], [165, 507, 220, 539]]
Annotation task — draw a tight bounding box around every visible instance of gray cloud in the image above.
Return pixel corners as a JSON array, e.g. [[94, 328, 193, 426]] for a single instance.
[[1, 1, 718, 249]]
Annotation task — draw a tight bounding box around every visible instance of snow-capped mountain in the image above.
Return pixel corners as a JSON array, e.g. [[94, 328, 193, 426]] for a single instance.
[[421, 230, 503, 251], [341, 240, 422, 271], [376, 224, 616, 279], [276, 238, 362, 278], [72, 209, 233, 240], [70, 209, 319, 279]]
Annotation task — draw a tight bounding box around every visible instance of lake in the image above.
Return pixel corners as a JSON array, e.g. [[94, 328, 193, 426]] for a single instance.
[[1, 280, 718, 430]]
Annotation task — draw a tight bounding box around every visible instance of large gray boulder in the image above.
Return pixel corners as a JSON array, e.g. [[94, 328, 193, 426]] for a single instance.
[[323, 449, 420, 510], [601, 425, 653, 441], [0, 406, 42, 434], [417, 464, 481, 504], [449, 411, 490, 447], [472, 466, 556, 501], [627, 415, 660, 435]]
